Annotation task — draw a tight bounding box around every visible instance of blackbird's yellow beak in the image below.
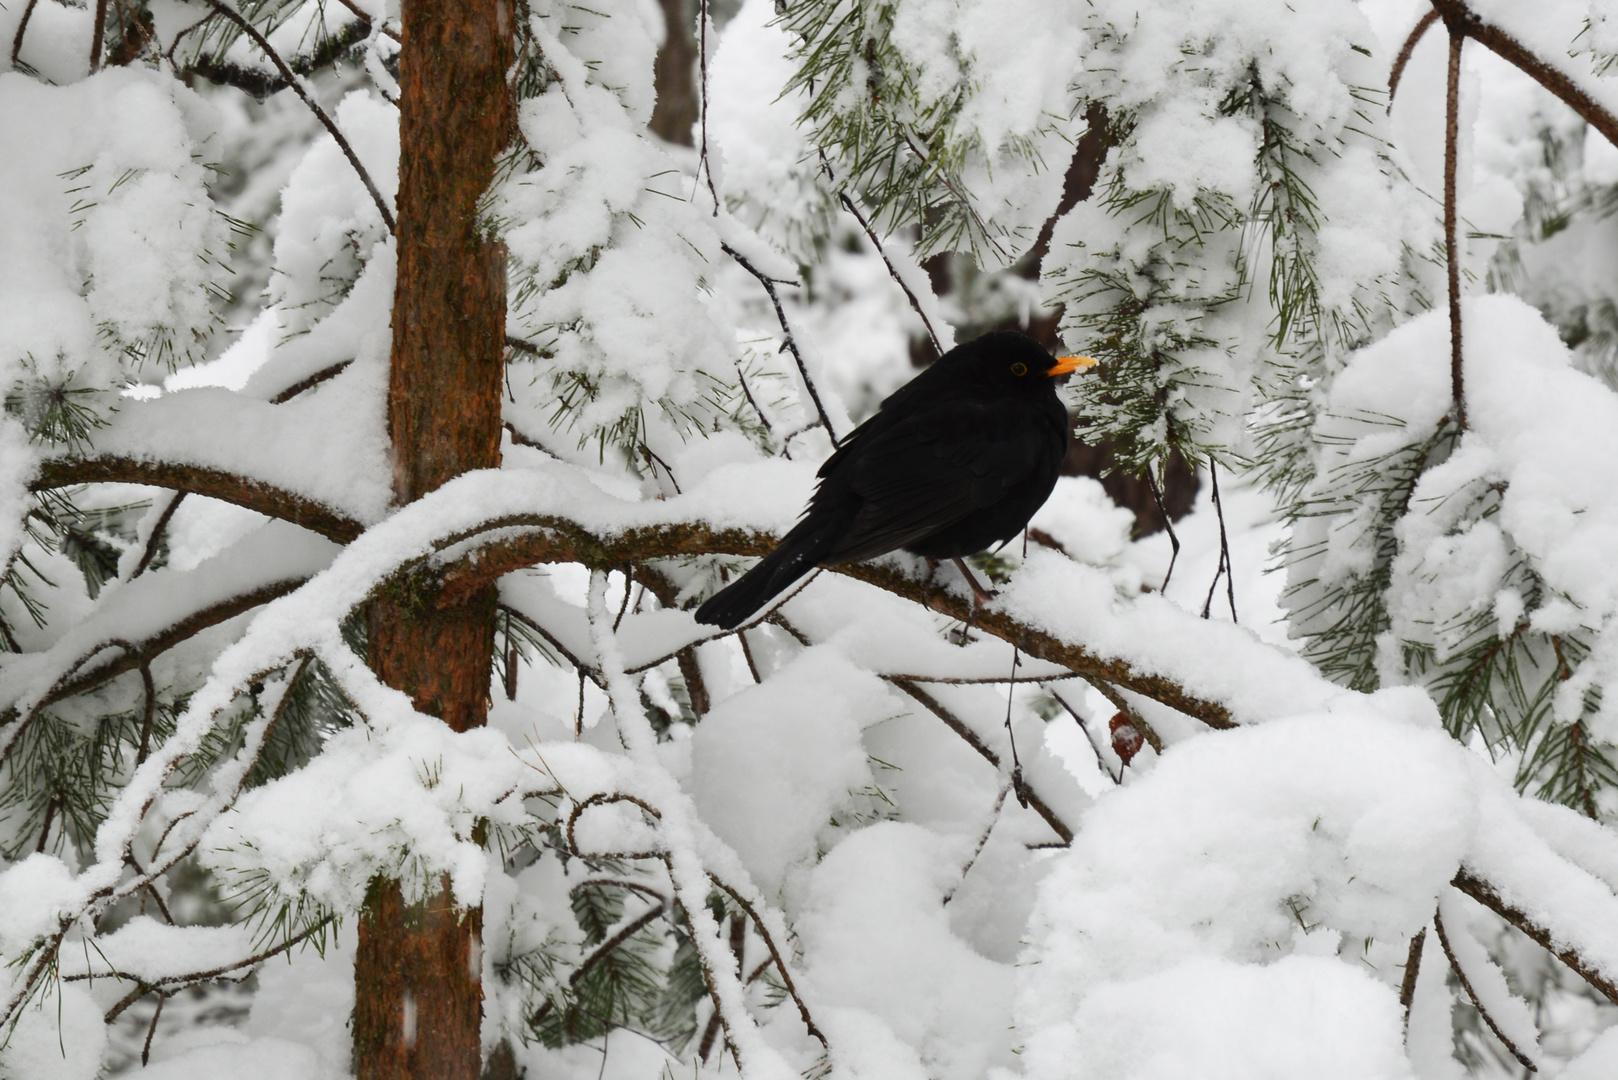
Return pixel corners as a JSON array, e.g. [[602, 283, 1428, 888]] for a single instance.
[[1046, 355, 1096, 377]]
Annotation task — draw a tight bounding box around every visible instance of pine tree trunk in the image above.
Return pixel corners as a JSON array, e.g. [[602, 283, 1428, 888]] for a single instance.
[[353, 0, 512, 1077]]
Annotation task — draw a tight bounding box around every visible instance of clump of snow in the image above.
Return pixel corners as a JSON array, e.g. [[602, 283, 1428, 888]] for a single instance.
[[1022, 955, 1415, 1080], [0, 982, 106, 1080], [689, 647, 890, 899], [798, 823, 1015, 1080], [0, 69, 227, 406], [1018, 709, 1476, 1078]]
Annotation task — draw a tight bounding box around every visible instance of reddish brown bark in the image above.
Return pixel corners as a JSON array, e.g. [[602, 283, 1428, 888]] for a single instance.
[[354, 0, 513, 1076]]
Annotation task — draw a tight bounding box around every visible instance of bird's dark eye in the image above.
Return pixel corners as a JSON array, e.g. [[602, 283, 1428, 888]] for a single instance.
[[1010, 362, 1027, 376]]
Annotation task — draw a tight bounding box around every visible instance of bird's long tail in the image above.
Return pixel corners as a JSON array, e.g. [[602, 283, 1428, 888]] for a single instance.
[[693, 528, 830, 629]]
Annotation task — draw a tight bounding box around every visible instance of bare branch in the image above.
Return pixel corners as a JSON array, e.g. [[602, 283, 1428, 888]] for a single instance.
[[889, 676, 1074, 843], [721, 242, 838, 444], [1443, 19, 1467, 430], [202, 0, 395, 233], [837, 191, 944, 356], [1433, 908, 1538, 1071]]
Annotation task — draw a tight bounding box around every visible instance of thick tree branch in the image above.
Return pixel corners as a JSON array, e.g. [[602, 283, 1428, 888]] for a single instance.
[[33, 457, 363, 543], [427, 517, 1237, 730]]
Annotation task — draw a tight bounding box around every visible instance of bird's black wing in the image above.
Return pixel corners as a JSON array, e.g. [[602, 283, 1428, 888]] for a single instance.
[[820, 397, 1055, 564]]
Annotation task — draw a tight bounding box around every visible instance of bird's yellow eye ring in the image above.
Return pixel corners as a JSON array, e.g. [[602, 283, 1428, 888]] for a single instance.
[[1010, 362, 1028, 376]]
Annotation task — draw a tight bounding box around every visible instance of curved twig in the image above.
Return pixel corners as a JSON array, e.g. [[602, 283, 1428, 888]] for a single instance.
[[1389, 10, 1440, 107], [1433, 908, 1538, 1071], [565, 792, 664, 861], [709, 876, 826, 1046]]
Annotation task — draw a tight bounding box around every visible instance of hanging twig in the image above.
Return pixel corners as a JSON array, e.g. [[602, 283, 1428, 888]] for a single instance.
[[721, 241, 839, 443], [1389, 10, 1440, 107], [135, 663, 157, 765], [1002, 645, 1029, 808], [203, 0, 396, 234], [1443, 17, 1467, 429], [1199, 461, 1237, 622], [836, 191, 945, 356], [141, 992, 166, 1066], [1147, 470, 1182, 593], [696, 0, 719, 213], [1433, 909, 1538, 1072], [1044, 682, 1122, 785]]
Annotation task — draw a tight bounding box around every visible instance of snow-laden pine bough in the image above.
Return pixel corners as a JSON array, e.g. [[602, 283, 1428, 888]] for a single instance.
[[7, 432, 1618, 1067]]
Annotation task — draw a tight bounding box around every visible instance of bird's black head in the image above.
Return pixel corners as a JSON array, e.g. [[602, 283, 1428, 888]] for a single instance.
[[942, 330, 1095, 391]]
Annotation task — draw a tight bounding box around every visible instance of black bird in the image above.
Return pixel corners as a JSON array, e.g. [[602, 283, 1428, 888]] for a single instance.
[[695, 330, 1093, 629]]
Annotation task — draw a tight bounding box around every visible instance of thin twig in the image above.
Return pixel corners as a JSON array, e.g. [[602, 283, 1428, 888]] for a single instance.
[[837, 191, 944, 356], [1443, 18, 1466, 429], [943, 783, 1010, 904], [888, 676, 1073, 843], [130, 491, 186, 580], [1200, 461, 1236, 622], [268, 361, 352, 404], [1147, 471, 1182, 593], [709, 877, 826, 1046], [1400, 927, 1426, 1030], [1045, 682, 1122, 784], [1433, 908, 1538, 1072], [734, 366, 783, 456], [697, 0, 718, 213], [334, 0, 400, 41], [721, 242, 838, 443], [141, 992, 165, 1065], [10, 0, 38, 68], [1389, 10, 1440, 108], [135, 663, 156, 765], [203, 0, 396, 233], [89, 0, 110, 72]]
